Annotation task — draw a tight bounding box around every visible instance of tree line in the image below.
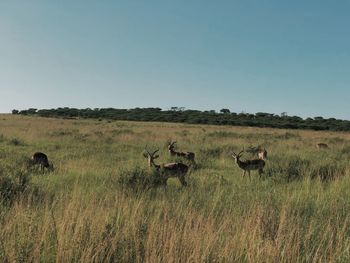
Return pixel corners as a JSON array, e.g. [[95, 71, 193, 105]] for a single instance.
[[12, 107, 350, 132]]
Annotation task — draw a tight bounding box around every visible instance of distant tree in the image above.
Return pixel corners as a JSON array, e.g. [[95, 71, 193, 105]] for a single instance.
[[281, 112, 288, 117], [16, 106, 350, 132], [28, 108, 37, 114], [220, 108, 230, 114]]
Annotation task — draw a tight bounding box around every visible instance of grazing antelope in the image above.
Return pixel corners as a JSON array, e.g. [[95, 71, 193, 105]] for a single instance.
[[316, 143, 329, 149], [31, 152, 54, 172], [168, 141, 195, 164], [231, 150, 265, 178], [143, 148, 189, 186]]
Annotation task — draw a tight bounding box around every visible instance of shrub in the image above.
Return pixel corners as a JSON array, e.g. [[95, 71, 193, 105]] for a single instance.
[[8, 138, 25, 146], [265, 156, 310, 182], [117, 167, 166, 192], [200, 147, 223, 158], [0, 168, 31, 204], [310, 163, 346, 181], [340, 146, 350, 156]]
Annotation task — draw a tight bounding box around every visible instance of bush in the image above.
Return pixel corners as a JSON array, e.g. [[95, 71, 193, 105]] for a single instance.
[[266, 156, 310, 182], [310, 163, 346, 181], [8, 138, 25, 146], [200, 147, 223, 158], [117, 167, 166, 192], [0, 168, 31, 204]]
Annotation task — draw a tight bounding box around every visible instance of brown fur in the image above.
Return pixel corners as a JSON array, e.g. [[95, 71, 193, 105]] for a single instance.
[[144, 149, 189, 186], [316, 143, 329, 149], [168, 141, 195, 163], [232, 150, 265, 178]]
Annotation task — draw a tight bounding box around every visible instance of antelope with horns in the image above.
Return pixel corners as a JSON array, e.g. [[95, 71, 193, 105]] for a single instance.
[[257, 148, 267, 160], [168, 141, 195, 164], [246, 146, 267, 160], [143, 148, 189, 186], [31, 152, 54, 172], [231, 150, 265, 178]]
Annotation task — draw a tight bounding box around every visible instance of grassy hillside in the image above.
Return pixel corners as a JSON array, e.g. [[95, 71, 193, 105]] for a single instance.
[[1, 114, 350, 262]]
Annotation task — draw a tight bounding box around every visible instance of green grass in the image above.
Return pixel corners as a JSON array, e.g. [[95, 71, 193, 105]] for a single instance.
[[0, 114, 350, 262]]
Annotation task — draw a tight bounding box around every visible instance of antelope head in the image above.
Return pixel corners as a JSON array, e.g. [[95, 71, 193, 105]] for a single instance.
[[231, 150, 244, 163], [168, 141, 177, 151], [231, 149, 266, 178], [257, 148, 267, 160], [143, 148, 160, 168]]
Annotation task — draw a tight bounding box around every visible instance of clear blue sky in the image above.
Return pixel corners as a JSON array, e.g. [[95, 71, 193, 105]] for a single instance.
[[1, 1, 349, 119]]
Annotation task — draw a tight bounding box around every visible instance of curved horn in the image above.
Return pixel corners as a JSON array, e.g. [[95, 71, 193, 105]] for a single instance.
[[145, 145, 151, 155], [152, 148, 159, 156]]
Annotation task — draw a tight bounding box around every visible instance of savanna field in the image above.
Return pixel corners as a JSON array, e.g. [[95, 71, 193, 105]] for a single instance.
[[1, 114, 350, 262]]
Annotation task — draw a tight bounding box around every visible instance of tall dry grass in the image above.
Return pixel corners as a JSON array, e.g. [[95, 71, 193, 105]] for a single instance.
[[0, 114, 350, 262]]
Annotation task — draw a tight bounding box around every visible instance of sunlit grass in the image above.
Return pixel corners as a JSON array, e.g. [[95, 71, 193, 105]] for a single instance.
[[0, 114, 350, 262]]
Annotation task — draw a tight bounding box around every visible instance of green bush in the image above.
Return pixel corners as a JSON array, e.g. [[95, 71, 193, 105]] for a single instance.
[[0, 134, 5, 143], [8, 138, 25, 146], [117, 167, 166, 192], [310, 163, 346, 181], [0, 168, 31, 204], [266, 156, 310, 182]]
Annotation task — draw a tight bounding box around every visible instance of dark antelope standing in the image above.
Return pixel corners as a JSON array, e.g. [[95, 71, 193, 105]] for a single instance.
[[168, 141, 195, 164], [144, 148, 189, 186], [232, 150, 265, 178], [31, 152, 54, 172]]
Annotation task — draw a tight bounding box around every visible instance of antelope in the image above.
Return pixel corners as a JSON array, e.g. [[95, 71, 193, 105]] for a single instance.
[[231, 150, 265, 178], [168, 141, 195, 164], [316, 143, 329, 149], [257, 148, 267, 160], [246, 146, 267, 160], [31, 152, 54, 172], [143, 148, 189, 186]]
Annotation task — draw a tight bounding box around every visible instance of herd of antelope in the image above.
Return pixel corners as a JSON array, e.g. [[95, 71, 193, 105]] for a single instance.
[[29, 141, 329, 186]]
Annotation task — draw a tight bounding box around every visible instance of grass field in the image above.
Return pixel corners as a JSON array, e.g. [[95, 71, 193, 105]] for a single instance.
[[1, 114, 350, 262]]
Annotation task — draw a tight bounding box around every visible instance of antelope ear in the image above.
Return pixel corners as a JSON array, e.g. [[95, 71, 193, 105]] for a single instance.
[[154, 155, 159, 159]]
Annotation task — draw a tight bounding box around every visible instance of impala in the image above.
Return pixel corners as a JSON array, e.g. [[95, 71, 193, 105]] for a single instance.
[[246, 146, 267, 160], [144, 148, 189, 186], [168, 141, 195, 163], [257, 148, 267, 160], [31, 152, 54, 172], [232, 150, 265, 178]]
